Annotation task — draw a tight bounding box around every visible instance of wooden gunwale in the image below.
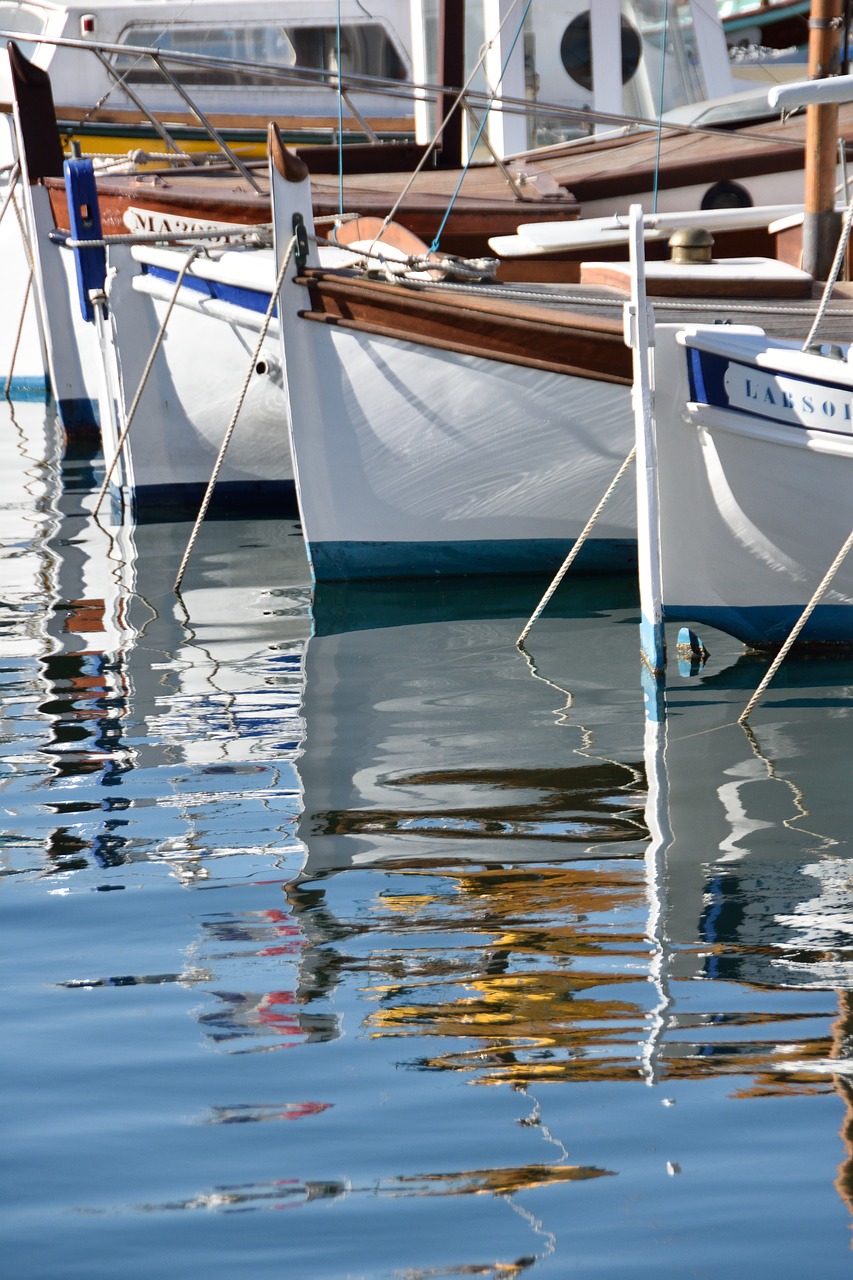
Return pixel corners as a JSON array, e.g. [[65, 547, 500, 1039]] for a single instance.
[[510, 104, 853, 203], [543, 132, 820, 203], [293, 270, 632, 384], [43, 172, 580, 257], [45, 179, 269, 236]]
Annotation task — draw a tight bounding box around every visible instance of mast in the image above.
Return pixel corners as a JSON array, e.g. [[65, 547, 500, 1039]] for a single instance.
[[802, 0, 844, 279]]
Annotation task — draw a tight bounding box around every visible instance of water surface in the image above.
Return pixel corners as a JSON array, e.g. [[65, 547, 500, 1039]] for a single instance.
[[3, 401, 853, 1278]]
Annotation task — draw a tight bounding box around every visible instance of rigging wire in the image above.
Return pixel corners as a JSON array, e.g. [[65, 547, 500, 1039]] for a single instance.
[[430, 0, 533, 254], [652, 0, 670, 214], [336, 0, 344, 217], [373, 0, 533, 243]]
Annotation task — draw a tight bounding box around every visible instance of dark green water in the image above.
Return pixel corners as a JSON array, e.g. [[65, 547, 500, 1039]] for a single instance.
[[3, 403, 853, 1278]]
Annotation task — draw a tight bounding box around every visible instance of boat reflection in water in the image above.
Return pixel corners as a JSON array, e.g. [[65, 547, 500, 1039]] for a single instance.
[[9, 406, 853, 1268], [19, 430, 311, 886], [643, 653, 853, 1222], [284, 577, 853, 1236], [296, 575, 648, 875]]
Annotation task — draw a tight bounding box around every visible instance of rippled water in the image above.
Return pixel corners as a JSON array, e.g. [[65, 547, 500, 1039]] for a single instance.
[[3, 401, 853, 1279]]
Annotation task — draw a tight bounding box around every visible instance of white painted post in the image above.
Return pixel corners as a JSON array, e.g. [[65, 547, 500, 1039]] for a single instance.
[[482, 0, 529, 157], [409, 0, 432, 146], [590, 0, 623, 132], [626, 203, 666, 679], [687, 0, 734, 102]]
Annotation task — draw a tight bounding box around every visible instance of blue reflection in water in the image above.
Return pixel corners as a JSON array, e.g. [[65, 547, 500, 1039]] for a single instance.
[[2, 402, 853, 1279]]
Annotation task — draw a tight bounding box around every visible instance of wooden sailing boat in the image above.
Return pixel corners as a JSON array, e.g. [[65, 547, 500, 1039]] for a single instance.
[[632, 1, 853, 655], [265, 117, 853, 581]]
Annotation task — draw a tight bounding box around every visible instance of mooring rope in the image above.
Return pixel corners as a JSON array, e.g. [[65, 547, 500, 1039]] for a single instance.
[[2, 165, 29, 402], [63, 226, 273, 249], [64, 211, 346, 252], [802, 184, 853, 349], [335, 0, 344, 217], [363, 269, 853, 320], [93, 245, 203, 515], [10, 184, 36, 275], [173, 233, 298, 595], [516, 444, 637, 650], [4, 268, 33, 403], [739, 526, 853, 725], [0, 161, 21, 230]]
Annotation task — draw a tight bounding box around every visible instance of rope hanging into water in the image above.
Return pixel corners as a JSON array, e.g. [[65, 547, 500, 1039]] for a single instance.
[[10, 181, 36, 276], [93, 245, 203, 515], [516, 444, 637, 651], [429, 0, 533, 255], [173, 233, 298, 595], [1, 164, 28, 401], [740, 525, 853, 724], [4, 270, 32, 403]]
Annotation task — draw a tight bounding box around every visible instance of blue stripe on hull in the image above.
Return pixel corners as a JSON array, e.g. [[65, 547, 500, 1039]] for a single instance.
[[2, 376, 51, 402], [687, 346, 853, 437], [145, 265, 275, 317], [666, 602, 853, 649], [639, 612, 666, 675], [307, 538, 638, 582], [58, 397, 100, 439], [127, 478, 299, 523]]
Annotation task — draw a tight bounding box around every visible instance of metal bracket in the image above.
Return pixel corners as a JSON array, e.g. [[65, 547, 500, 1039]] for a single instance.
[[293, 213, 308, 273]]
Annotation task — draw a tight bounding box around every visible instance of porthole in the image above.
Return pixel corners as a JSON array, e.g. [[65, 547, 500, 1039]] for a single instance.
[[701, 181, 753, 211], [559, 12, 642, 90]]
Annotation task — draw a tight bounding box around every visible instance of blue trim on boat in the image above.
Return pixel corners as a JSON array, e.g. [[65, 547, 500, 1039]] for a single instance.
[[57, 397, 100, 432], [306, 538, 638, 582], [144, 264, 276, 318], [687, 345, 714, 406], [1, 375, 51, 402], [688, 347, 853, 436], [640, 660, 666, 724], [665, 601, 853, 648], [639, 612, 666, 676], [122, 478, 298, 523]]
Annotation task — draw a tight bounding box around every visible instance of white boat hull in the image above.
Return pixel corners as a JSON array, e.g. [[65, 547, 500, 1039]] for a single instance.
[[0, 115, 50, 404], [284, 322, 635, 579], [269, 132, 636, 581], [651, 324, 853, 647], [96, 242, 296, 518]]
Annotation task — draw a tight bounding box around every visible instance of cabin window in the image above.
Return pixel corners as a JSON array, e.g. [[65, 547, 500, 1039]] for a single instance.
[[559, 12, 642, 90], [113, 22, 407, 86], [0, 3, 48, 58]]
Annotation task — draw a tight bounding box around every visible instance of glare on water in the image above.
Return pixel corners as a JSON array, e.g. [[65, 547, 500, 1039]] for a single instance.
[[2, 399, 853, 1279]]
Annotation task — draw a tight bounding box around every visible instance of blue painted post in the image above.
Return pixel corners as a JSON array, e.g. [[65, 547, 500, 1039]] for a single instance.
[[63, 158, 107, 323]]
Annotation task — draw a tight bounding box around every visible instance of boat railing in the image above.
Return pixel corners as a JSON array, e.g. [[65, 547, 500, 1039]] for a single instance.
[[1, 27, 834, 189]]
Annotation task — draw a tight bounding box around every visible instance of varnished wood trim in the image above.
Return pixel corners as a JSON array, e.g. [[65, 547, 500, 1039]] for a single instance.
[[268, 123, 308, 183], [298, 310, 630, 383], [295, 272, 632, 384]]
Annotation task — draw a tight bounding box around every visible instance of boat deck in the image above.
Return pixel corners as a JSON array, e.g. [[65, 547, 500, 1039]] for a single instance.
[[382, 274, 853, 346]]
